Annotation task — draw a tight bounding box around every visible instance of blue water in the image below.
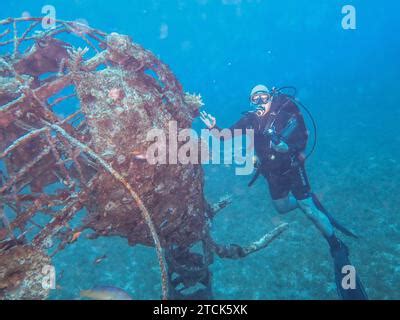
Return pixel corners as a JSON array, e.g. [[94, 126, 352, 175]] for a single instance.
[[2, 0, 400, 299]]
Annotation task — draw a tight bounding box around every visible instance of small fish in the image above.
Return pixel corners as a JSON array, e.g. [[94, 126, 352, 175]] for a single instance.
[[131, 150, 142, 156], [57, 269, 65, 282], [131, 150, 147, 161], [80, 286, 132, 300], [134, 154, 146, 161], [93, 254, 107, 265], [69, 231, 82, 243]]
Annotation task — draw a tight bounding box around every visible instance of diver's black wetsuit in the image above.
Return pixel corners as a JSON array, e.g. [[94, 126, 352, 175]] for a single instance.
[[222, 94, 310, 200]]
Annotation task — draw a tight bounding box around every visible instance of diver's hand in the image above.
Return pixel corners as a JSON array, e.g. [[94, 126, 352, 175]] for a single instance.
[[265, 128, 289, 153], [200, 111, 217, 129], [271, 140, 289, 153]]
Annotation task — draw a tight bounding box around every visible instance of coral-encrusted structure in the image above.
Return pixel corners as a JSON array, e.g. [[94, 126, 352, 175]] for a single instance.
[[0, 17, 207, 298], [0, 17, 286, 300], [68, 33, 208, 247], [0, 245, 51, 299], [0, 19, 205, 247]]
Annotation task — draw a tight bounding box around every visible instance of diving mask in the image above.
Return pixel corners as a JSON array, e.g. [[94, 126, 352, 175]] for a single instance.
[[250, 92, 272, 105]]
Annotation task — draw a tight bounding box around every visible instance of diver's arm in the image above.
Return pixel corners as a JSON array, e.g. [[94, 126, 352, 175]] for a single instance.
[[269, 112, 307, 154], [266, 128, 290, 153], [200, 111, 252, 140], [272, 140, 290, 153], [265, 96, 307, 153], [284, 113, 308, 153]]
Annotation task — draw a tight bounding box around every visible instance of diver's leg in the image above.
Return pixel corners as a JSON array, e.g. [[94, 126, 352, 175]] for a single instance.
[[297, 196, 334, 237], [296, 197, 368, 299], [272, 194, 298, 214], [263, 171, 292, 214], [289, 163, 335, 237], [291, 164, 368, 299]]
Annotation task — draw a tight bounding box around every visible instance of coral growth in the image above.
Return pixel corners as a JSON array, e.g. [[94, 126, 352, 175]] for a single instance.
[[0, 245, 51, 300]]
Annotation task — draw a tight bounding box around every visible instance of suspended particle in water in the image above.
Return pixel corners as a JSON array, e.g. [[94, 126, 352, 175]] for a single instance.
[[21, 11, 31, 18], [160, 23, 169, 40]]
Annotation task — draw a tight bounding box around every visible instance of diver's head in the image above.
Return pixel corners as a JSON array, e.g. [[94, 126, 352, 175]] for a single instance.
[[250, 84, 273, 116]]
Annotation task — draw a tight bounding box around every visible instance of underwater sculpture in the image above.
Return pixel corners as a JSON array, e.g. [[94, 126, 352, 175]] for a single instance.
[[0, 17, 287, 300]]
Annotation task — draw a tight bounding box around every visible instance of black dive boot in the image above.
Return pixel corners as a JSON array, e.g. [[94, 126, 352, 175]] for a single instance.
[[326, 235, 368, 300]]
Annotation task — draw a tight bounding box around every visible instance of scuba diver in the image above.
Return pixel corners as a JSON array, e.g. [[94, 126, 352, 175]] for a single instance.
[[200, 84, 368, 300]]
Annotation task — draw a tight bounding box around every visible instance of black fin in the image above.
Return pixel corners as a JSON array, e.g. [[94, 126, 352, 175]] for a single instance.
[[331, 242, 368, 300], [311, 193, 359, 239]]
